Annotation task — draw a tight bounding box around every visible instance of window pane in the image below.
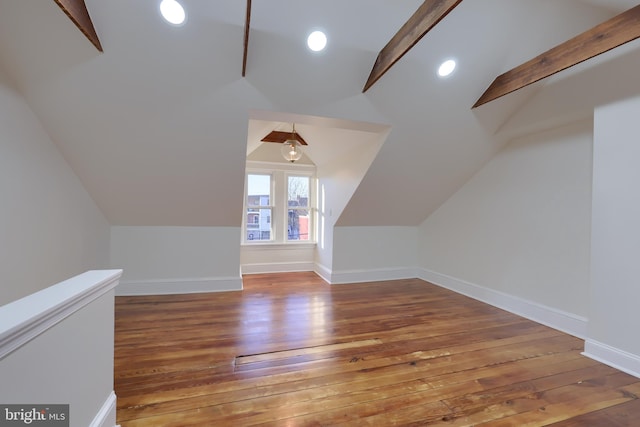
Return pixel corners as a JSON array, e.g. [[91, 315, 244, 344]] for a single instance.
[[288, 208, 310, 241], [247, 174, 271, 206], [246, 208, 271, 241], [288, 176, 309, 208]]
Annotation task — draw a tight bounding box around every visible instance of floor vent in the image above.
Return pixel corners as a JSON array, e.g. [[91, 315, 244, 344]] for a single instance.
[[234, 338, 381, 372]]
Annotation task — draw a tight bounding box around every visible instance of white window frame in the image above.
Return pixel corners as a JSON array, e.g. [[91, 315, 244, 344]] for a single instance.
[[285, 173, 314, 242], [243, 162, 316, 246], [283, 171, 317, 244], [243, 172, 274, 243]]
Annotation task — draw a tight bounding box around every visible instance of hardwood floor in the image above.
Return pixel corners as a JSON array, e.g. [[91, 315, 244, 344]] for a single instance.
[[114, 272, 640, 426]]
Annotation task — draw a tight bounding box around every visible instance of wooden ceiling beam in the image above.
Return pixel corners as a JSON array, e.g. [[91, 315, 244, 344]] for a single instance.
[[473, 5, 640, 108], [363, 0, 463, 92], [242, 0, 252, 77], [53, 0, 102, 52]]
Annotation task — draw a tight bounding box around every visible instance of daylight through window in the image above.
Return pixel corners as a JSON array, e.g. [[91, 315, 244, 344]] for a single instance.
[[243, 169, 315, 244], [288, 176, 310, 241], [246, 174, 272, 242]]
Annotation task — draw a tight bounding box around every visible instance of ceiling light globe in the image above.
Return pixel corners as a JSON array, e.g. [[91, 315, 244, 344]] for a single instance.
[[281, 140, 303, 163]]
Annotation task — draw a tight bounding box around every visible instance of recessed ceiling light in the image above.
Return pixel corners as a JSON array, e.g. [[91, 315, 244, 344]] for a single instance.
[[438, 59, 456, 77], [307, 31, 327, 52], [160, 0, 186, 25]]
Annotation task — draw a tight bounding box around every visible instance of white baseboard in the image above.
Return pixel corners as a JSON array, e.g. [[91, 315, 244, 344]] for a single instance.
[[115, 276, 243, 296], [89, 391, 117, 427], [314, 263, 332, 283], [583, 339, 640, 379], [330, 267, 418, 285], [417, 268, 588, 339], [241, 261, 315, 275]]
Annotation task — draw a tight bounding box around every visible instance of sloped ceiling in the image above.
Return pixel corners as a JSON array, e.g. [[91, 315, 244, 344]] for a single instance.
[[246, 111, 390, 168], [0, 0, 638, 227]]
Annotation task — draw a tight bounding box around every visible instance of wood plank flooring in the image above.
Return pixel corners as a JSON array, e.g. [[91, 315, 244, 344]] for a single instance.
[[114, 272, 640, 426]]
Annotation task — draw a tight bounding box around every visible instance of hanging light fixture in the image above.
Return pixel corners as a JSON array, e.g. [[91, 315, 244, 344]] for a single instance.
[[281, 123, 303, 163]]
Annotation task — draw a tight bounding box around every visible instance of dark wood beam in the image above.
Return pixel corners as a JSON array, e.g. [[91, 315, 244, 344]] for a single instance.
[[362, 0, 463, 92], [242, 0, 252, 77], [473, 5, 640, 108], [53, 0, 102, 52], [261, 131, 308, 146]]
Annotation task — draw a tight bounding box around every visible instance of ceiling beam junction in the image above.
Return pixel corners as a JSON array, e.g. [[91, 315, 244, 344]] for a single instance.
[[362, 0, 463, 92], [53, 0, 103, 52], [473, 5, 640, 108]]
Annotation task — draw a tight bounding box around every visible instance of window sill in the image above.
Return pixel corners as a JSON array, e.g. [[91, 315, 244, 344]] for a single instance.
[[241, 242, 317, 251]]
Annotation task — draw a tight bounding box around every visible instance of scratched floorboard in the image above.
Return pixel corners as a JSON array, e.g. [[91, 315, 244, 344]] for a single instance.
[[114, 272, 640, 426]]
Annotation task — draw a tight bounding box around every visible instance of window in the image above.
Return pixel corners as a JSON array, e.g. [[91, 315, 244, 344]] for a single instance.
[[245, 174, 272, 242], [243, 168, 315, 244], [287, 176, 310, 241]]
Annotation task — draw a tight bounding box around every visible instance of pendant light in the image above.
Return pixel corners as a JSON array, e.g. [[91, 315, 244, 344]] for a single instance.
[[281, 124, 303, 163]]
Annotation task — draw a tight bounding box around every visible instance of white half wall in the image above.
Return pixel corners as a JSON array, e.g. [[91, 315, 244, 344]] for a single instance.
[[0, 66, 110, 306], [418, 120, 593, 324], [241, 244, 316, 275], [586, 96, 640, 377], [330, 226, 418, 284], [111, 226, 243, 295], [0, 270, 121, 427]]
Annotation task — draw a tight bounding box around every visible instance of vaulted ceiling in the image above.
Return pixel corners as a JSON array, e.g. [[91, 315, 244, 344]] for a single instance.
[[1, 0, 639, 227]]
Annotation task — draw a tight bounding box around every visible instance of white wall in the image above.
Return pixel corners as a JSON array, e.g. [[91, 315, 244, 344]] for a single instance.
[[316, 132, 387, 277], [111, 226, 243, 294], [586, 96, 640, 374], [330, 226, 418, 284], [0, 67, 110, 306], [418, 121, 593, 327]]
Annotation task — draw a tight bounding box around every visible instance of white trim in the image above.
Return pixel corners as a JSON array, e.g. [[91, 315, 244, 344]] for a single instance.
[[248, 109, 392, 134], [417, 268, 588, 339], [314, 263, 332, 283], [0, 270, 122, 360], [583, 339, 640, 379], [242, 261, 315, 275], [241, 242, 316, 250], [247, 160, 317, 172], [330, 267, 418, 285], [115, 276, 243, 296], [89, 391, 118, 427]]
